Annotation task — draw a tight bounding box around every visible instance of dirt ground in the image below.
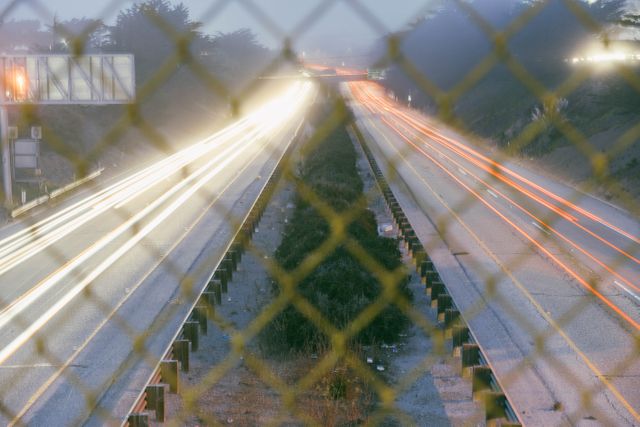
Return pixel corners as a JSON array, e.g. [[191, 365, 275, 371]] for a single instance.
[[158, 138, 484, 426]]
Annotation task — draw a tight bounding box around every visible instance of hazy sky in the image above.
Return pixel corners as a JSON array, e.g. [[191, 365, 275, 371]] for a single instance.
[[2, 0, 432, 53]]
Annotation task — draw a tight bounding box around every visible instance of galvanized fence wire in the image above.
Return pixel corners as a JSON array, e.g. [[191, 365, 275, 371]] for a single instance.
[[0, 0, 639, 425]]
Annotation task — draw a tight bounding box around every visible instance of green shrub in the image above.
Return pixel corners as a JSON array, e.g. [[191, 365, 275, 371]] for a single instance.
[[262, 113, 412, 354]]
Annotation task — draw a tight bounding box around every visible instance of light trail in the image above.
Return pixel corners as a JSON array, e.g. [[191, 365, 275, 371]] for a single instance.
[[7, 115, 306, 427], [0, 82, 313, 366], [354, 82, 639, 246], [0, 128, 260, 330], [349, 81, 640, 331], [0, 84, 307, 279], [382, 112, 640, 298], [383, 116, 640, 330], [355, 107, 640, 422], [352, 83, 640, 268]]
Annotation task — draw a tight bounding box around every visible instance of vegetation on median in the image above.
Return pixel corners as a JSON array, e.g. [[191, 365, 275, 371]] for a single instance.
[[262, 101, 413, 354]]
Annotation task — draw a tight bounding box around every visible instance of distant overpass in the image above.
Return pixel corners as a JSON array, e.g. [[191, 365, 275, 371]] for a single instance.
[[260, 63, 369, 82]]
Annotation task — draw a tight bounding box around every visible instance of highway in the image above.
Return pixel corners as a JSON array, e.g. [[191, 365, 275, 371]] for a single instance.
[[345, 81, 640, 426], [0, 81, 315, 426]]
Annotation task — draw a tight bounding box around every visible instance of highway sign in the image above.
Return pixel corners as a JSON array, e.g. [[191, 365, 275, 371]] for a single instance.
[[0, 54, 135, 206], [0, 54, 135, 105], [12, 138, 40, 183]]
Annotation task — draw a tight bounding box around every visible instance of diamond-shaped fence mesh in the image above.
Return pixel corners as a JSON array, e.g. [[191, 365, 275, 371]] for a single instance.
[[0, 0, 639, 426]]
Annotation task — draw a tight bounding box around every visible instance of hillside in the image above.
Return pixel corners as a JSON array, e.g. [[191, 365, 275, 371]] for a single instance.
[[375, 0, 640, 206]]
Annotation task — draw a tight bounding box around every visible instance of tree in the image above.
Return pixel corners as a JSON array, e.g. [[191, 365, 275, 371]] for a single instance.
[[619, 13, 640, 30], [108, 0, 205, 80], [49, 16, 108, 53], [0, 19, 50, 52], [208, 29, 271, 87]]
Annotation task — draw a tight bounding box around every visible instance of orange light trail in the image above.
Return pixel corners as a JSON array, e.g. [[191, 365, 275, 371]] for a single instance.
[[362, 88, 640, 269], [349, 81, 640, 332], [354, 82, 639, 246], [351, 82, 640, 267], [383, 113, 640, 296]]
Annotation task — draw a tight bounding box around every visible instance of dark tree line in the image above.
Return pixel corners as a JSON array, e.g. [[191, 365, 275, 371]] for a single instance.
[[1, 0, 271, 83], [374, 0, 637, 154]]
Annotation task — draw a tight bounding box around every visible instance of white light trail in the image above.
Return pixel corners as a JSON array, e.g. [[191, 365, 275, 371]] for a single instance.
[[0, 83, 311, 278], [0, 81, 314, 366]]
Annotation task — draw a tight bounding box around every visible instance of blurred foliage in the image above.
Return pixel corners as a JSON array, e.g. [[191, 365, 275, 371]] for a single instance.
[[262, 107, 412, 353]]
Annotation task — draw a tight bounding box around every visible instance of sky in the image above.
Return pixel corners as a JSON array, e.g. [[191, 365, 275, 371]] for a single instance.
[[3, 0, 638, 59], [1, 0, 432, 55]]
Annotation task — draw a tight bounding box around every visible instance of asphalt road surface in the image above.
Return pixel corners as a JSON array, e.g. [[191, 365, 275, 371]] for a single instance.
[[0, 82, 315, 426], [345, 81, 640, 426]]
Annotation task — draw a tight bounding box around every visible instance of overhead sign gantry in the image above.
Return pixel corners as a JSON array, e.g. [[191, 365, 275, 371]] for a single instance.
[[0, 54, 135, 206]]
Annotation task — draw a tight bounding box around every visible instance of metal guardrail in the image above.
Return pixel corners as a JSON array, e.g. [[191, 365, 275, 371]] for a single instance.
[[10, 168, 104, 218], [350, 122, 523, 426], [122, 119, 305, 426]]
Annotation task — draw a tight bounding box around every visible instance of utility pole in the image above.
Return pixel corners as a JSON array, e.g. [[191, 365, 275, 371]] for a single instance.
[[0, 105, 11, 208]]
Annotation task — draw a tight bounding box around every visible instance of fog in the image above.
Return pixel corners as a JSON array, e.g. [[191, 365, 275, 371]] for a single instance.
[[1, 0, 428, 55], [1, 0, 637, 63]]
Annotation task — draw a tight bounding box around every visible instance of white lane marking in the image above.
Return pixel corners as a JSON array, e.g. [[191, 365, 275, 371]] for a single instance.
[[532, 222, 551, 235], [487, 189, 499, 199], [458, 168, 467, 176], [613, 281, 640, 303]]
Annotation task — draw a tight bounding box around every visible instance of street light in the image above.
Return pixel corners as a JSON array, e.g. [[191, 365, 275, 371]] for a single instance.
[[14, 69, 27, 101]]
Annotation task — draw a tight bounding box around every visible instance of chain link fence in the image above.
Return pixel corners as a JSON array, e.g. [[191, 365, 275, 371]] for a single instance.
[[0, 0, 639, 425]]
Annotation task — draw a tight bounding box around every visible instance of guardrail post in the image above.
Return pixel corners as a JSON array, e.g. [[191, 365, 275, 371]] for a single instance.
[[224, 257, 235, 278], [184, 321, 200, 352], [426, 271, 439, 289], [482, 391, 508, 420], [445, 308, 460, 329], [420, 260, 434, 283], [437, 294, 453, 316], [160, 360, 179, 393], [232, 242, 243, 262], [413, 248, 427, 267], [145, 384, 165, 422], [212, 280, 222, 304], [173, 340, 190, 372], [452, 325, 469, 348], [398, 220, 410, 235], [195, 305, 208, 335], [242, 223, 253, 238], [420, 261, 429, 278], [406, 234, 418, 253], [431, 281, 445, 303], [128, 413, 149, 427], [228, 250, 239, 270], [470, 365, 492, 394], [202, 292, 215, 317], [461, 343, 480, 368], [215, 269, 228, 293]]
